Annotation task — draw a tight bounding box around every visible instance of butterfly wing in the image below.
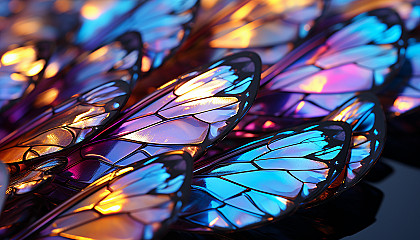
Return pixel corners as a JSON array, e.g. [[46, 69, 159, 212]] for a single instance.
[[0, 80, 130, 175], [197, 0, 325, 65], [233, 8, 405, 137], [76, 0, 199, 73], [322, 92, 386, 192], [57, 52, 261, 187], [175, 121, 351, 231], [13, 151, 192, 240], [327, 0, 420, 31]]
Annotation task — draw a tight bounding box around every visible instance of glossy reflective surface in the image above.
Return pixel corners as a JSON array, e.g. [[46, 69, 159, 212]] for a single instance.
[[14, 151, 192, 240], [177, 121, 351, 231]]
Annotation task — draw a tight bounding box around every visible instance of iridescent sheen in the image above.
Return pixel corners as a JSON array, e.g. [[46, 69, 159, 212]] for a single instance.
[[0, 80, 130, 174], [14, 151, 192, 240], [323, 93, 386, 192], [176, 121, 351, 231], [233, 9, 405, 137], [0, 32, 142, 133], [327, 0, 420, 31], [76, 0, 199, 73], [191, 0, 324, 65]]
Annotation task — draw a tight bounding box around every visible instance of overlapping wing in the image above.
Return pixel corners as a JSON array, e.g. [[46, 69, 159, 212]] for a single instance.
[[57, 52, 261, 186], [323, 93, 386, 192], [233, 9, 405, 137], [196, 0, 324, 65], [175, 121, 351, 231], [327, 0, 420, 31], [14, 151, 192, 240], [76, 0, 199, 73], [0, 42, 51, 112], [0, 80, 130, 174]]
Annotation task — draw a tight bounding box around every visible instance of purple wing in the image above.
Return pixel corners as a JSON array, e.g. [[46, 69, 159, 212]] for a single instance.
[[13, 151, 192, 240], [58, 52, 261, 186], [193, 0, 325, 65], [75, 0, 199, 74], [0, 80, 130, 175], [232, 9, 405, 137], [174, 121, 351, 231]]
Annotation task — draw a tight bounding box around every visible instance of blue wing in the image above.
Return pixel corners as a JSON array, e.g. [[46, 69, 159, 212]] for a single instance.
[[13, 151, 192, 240], [176, 121, 351, 231]]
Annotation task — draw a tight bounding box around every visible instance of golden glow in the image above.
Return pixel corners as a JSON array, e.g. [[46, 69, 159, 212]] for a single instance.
[[90, 174, 113, 187], [176, 79, 230, 103], [211, 20, 259, 48], [175, 68, 220, 95], [10, 73, 27, 82], [209, 217, 219, 227], [59, 232, 94, 240], [11, 19, 42, 35], [231, 1, 257, 20], [95, 204, 122, 214], [141, 56, 152, 72], [1, 46, 36, 66], [116, 167, 134, 176], [21, 60, 45, 76], [45, 62, 60, 78], [81, 4, 102, 20], [95, 191, 126, 214], [393, 96, 415, 113], [54, 0, 73, 13], [201, 0, 218, 9], [73, 108, 95, 123], [263, 120, 276, 129], [14, 181, 38, 190], [88, 46, 109, 62], [299, 75, 327, 93], [34, 88, 59, 108], [182, 146, 199, 157], [296, 101, 305, 112], [73, 204, 95, 213], [157, 79, 177, 90]]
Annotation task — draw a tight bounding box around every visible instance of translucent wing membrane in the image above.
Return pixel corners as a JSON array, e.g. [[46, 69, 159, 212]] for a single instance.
[[262, 8, 406, 93], [14, 151, 192, 240], [197, 0, 324, 65], [0, 80, 130, 175], [0, 42, 51, 112], [76, 0, 199, 73], [176, 121, 351, 231], [323, 93, 386, 192], [233, 9, 405, 137], [327, 0, 420, 31], [385, 38, 420, 116], [0, 32, 142, 133]]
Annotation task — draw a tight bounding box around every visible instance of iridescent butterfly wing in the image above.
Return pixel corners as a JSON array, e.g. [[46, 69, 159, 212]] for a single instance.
[[175, 121, 351, 231], [0, 80, 130, 177], [76, 0, 199, 73], [314, 93, 386, 201], [184, 0, 325, 65], [0, 41, 51, 113], [233, 8, 406, 137], [326, 0, 420, 31], [13, 151, 192, 240], [59, 52, 261, 187], [0, 32, 142, 131]]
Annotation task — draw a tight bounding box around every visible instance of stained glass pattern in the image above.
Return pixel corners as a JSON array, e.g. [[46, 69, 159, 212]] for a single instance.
[[76, 0, 199, 73], [194, 0, 324, 65], [233, 9, 405, 137], [0, 80, 130, 172], [176, 121, 351, 231], [14, 151, 192, 240], [323, 93, 386, 192]]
